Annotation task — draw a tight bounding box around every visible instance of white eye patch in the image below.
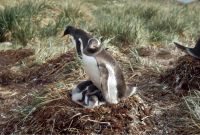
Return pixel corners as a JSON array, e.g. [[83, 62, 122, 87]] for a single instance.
[[88, 38, 100, 47]]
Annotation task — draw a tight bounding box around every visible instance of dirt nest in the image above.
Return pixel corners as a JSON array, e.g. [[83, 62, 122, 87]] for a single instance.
[[160, 55, 200, 94], [2, 94, 154, 134], [0, 48, 34, 69], [0, 49, 75, 85]]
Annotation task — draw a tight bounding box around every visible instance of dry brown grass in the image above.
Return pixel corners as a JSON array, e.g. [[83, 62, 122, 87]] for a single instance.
[[0, 49, 75, 86], [2, 95, 154, 134], [0, 0, 200, 134], [1, 45, 200, 134], [0, 48, 155, 134], [160, 55, 200, 95]]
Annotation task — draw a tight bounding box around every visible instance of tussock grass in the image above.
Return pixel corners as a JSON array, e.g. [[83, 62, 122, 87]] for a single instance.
[[0, 0, 48, 44], [91, 4, 147, 45], [0, 0, 199, 46], [0, 0, 86, 69], [0, 0, 85, 45], [90, 0, 200, 45], [40, 1, 85, 38], [27, 37, 72, 63], [185, 91, 200, 128]]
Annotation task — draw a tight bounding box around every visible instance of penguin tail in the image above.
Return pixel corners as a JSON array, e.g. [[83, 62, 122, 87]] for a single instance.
[[174, 42, 187, 52], [125, 85, 137, 98]]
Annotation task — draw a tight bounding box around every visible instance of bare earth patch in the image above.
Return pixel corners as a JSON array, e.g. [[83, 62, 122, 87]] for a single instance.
[[0, 48, 200, 134]]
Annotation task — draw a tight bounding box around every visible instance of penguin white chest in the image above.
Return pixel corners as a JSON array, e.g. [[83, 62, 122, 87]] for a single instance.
[[105, 64, 118, 104], [82, 54, 101, 89]]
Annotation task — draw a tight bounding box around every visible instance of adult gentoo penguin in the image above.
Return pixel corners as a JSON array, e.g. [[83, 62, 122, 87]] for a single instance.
[[174, 38, 200, 59], [64, 26, 136, 104]]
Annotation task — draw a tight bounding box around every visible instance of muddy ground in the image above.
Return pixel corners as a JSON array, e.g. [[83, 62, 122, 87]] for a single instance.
[[0, 48, 199, 134]]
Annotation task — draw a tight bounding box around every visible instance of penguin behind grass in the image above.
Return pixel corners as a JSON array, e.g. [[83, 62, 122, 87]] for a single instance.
[[64, 26, 137, 104], [174, 38, 200, 59]]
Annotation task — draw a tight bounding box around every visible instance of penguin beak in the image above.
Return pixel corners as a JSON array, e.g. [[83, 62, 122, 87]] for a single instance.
[[62, 30, 68, 37], [62, 33, 66, 38], [62, 26, 70, 37]]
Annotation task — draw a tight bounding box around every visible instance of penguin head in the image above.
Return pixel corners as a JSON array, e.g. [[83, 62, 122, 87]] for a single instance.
[[63, 26, 92, 58], [83, 38, 102, 56], [63, 25, 75, 36]]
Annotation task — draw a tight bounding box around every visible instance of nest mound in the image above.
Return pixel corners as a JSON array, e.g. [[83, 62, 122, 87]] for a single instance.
[[160, 55, 200, 94], [0, 48, 34, 69], [2, 94, 154, 134], [0, 48, 154, 134], [0, 50, 75, 85]]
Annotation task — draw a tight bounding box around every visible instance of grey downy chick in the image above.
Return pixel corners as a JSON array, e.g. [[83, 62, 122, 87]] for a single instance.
[[71, 80, 105, 108]]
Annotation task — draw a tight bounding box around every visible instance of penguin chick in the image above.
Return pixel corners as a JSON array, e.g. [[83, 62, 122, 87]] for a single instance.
[[71, 80, 105, 108], [71, 80, 93, 106], [85, 41, 137, 104], [84, 84, 105, 108]]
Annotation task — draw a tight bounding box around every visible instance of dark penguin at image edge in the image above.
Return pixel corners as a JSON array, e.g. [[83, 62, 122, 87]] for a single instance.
[[174, 38, 200, 59]]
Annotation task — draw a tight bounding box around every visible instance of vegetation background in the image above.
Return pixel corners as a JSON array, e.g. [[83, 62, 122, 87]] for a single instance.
[[0, 0, 200, 134]]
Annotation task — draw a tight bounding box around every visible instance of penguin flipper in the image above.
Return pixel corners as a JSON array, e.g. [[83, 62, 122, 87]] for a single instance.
[[174, 42, 187, 52], [98, 64, 109, 96], [98, 63, 119, 104]]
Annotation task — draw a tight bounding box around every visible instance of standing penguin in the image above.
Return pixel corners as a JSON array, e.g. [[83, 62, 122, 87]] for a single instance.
[[64, 26, 136, 104]]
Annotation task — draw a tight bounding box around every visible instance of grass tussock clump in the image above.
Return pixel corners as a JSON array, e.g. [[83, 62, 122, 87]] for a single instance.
[[91, 0, 200, 45], [39, 1, 84, 38], [184, 91, 200, 128], [92, 4, 147, 45], [0, 0, 86, 46], [0, 1, 48, 44], [160, 55, 200, 94]]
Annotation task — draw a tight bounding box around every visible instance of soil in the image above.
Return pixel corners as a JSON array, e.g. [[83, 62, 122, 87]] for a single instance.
[[0, 48, 199, 134]]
